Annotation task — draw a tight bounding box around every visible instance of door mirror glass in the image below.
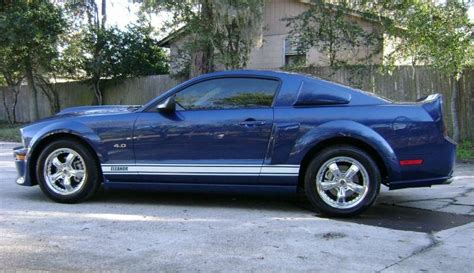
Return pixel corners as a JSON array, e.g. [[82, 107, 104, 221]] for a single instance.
[[156, 96, 176, 113]]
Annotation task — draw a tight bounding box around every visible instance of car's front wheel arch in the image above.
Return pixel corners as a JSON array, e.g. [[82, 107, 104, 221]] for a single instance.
[[29, 133, 102, 186]]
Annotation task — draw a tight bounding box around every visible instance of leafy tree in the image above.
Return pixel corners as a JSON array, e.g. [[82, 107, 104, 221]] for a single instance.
[[62, 1, 168, 104], [60, 23, 169, 102], [368, 0, 473, 141], [103, 24, 169, 81], [62, 0, 108, 104], [285, 0, 382, 68], [367, 1, 444, 99], [422, 1, 472, 142], [140, 0, 265, 78], [0, 0, 66, 120]]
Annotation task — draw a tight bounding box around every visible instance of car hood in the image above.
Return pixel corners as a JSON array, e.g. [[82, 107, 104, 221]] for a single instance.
[[57, 105, 141, 116]]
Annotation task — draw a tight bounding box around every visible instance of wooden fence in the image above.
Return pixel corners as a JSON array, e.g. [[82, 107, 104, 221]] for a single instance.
[[0, 75, 179, 123]]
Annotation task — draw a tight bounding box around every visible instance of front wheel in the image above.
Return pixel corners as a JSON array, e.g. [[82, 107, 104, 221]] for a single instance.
[[36, 139, 101, 203], [304, 146, 381, 217]]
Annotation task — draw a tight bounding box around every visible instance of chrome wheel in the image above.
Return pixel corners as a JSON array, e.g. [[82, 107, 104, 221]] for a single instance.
[[315, 156, 369, 209], [43, 148, 87, 195]]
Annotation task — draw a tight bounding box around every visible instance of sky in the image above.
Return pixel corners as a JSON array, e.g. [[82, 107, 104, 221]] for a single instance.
[[106, 1, 140, 29], [106, 0, 170, 38]]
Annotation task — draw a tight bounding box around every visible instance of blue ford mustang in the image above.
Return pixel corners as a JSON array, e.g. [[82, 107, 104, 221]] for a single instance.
[[13, 70, 456, 216]]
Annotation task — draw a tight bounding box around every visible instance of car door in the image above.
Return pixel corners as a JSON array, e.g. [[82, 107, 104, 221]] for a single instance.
[[132, 76, 280, 184]]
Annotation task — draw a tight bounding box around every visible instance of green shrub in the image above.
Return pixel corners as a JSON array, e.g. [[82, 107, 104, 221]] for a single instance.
[[0, 123, 22, 142], [457, 141, 474, 161]]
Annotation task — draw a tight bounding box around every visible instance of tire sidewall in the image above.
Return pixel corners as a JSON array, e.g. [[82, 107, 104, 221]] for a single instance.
[[36, 139, 100, 203], [304, 146, 381, 217]]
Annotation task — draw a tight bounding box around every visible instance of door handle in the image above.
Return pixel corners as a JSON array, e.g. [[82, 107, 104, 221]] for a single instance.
[[239, 119, 266, 127]]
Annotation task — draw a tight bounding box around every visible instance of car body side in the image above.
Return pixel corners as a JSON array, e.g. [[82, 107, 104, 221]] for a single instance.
[[14, 70, 456, 193]]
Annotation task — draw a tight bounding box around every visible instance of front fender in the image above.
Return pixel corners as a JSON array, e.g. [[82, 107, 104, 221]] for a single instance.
[[291, 120, 401, 181], [28, 120, 103, 159], [23, 120, 105, 186]]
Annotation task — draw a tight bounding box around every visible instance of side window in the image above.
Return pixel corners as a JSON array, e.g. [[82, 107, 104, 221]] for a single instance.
[[174, 78, 279, 110]]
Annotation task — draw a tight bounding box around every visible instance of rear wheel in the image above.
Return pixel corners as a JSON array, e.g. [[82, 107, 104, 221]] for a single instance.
[[36, 139, 101, 203], [304, 146, 380, 217]]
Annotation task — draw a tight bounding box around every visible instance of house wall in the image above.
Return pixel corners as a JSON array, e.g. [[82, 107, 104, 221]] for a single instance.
[[246, 0, 384, 69], [169, 36, 189, 76], [382, 34, 418, 66], [166, 0, 386, 71]]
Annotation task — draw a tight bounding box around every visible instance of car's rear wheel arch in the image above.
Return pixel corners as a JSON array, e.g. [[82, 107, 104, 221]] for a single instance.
[[29, 133, 102, 185], [297, 137, 388, 191]]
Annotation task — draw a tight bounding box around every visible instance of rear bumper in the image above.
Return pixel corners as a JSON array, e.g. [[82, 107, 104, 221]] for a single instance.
[[388, 172, 453, 190], [388, 137, 456, 190], [13, 146, 34, 186]]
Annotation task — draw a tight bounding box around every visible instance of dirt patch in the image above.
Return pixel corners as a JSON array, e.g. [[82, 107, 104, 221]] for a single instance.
[[318, 232, 347, 240]]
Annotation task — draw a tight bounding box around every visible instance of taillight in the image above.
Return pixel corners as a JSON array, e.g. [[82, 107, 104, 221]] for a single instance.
[[400, 159, 424, 166]]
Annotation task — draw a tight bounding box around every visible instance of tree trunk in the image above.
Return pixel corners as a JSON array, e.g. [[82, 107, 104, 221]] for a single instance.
[[189, 0, 214, 78], [1, 90, 13, 125], [25, 64, 39, 121], [53, 91, 60, 112], [35, 75, 61, 114], [11, 85, 19, 123], [93, 79, 103, 105], [411, 64, 421, 100], [101, 0, 107, 29], [2, 73, 22, 124], [450, 76, 460, 142]]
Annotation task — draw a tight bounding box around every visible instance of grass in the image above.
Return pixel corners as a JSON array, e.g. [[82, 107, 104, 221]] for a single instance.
[[457, 141, 474, 162], [0, 122, 22, 142]]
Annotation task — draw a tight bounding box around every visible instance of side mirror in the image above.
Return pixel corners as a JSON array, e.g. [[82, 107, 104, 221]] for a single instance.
[[156, 96, 176, 113]]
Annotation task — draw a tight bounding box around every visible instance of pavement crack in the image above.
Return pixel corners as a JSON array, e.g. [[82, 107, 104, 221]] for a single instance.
[[458, 187, 474, 198], [376, 233, 442, 273], [384, 187, 474, 212]]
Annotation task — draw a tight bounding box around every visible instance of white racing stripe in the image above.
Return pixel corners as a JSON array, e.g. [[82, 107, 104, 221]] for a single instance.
[[261, 166, 300, 174], [102, 164, 300, 176]]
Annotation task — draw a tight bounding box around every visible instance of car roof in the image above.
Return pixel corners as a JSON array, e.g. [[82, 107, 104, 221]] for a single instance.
[[197, 69, 304, 80]]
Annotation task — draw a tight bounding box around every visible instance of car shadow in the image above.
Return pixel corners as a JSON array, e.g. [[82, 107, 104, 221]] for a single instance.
[[15, 187, 474, 233], [94, 187, 307, 212]]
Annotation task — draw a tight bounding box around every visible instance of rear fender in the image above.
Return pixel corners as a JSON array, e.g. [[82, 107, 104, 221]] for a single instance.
[[292, 120, 401, 181]]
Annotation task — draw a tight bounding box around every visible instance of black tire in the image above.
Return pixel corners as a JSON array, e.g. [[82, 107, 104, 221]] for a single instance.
[[36, 139, 101, 203], [304, 145, 381, 217]]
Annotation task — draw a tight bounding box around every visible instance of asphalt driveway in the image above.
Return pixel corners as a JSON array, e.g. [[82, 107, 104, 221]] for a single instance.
[[0, 142, 473, 272]]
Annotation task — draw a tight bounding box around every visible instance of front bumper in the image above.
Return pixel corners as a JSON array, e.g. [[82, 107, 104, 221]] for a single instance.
[[13, 146, 34, 186]]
